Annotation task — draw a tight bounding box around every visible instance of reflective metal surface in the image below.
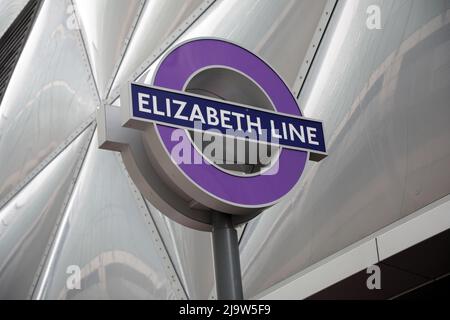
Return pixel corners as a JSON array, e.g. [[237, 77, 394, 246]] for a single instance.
[[73, 0, 145, 99], [147, 202, 215, 300], [0, 0, 29, 38], [0, 127, 93, 299], [137, 0, 330, 298], [1, 0, 448, 300], [141, 0, 329, 89], [34, 132, 184, 300], [240, 0, 450, 298], [0, 0, 98, 202], [110, 0, 205, 98]]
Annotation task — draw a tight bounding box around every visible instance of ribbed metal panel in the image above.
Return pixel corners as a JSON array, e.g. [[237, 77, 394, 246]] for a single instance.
[[0, 0, 41, 104], [0, 0, 30, 39]]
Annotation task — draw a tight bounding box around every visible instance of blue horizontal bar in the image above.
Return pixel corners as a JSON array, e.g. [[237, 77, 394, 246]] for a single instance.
[[130, 83, 327, 155]]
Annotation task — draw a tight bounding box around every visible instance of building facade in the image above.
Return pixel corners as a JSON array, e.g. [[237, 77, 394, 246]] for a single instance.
[[0, 0, 449, 299]]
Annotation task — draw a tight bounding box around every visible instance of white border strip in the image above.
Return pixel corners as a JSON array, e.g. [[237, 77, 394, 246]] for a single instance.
[[377, 195, 450, 261], [256, 238, 378, 300], [255, 194, 450, 300]]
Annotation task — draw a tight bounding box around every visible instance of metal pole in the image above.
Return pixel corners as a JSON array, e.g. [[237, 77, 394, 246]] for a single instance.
[[211, 212, 244, 300]]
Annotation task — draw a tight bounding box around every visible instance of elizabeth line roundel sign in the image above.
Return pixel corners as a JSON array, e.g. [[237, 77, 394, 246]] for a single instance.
[[98, 38, 327, 231]]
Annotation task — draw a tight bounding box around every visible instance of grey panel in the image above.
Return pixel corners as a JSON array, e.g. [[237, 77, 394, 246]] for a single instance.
[[148, 0, 329, 88], [110, 0, 205, 98], [136, 0, 330, 299], [104, 97, 214, 299], [99, 97, 213, 299], [240, 0, 450, 298], [146, 201, 214, 300], [0, 0, 41, 105], [34, 132, 184, 300], [0, 0, 98, 201], [73, 0, 145, 99], [0, 0, 29, 38], [0, 126, 93, 299]]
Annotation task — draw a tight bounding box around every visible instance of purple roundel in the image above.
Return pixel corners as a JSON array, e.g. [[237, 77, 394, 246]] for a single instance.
[[152, 39, 307, 207]]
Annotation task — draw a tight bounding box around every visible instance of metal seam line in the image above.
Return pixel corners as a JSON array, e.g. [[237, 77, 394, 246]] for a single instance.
[[223, 0, 339, 299], [103, 0, 148, 101], [27, 122, 97, 299], [117, 154, 188, 300], [389, 272, 450, 300], [238, 223, 248, 245], [374, 237, 381, 262], [105, 0, 217, 104], [0, 113, 96, 211], [143, 199, 190, 299], [70, 0, 102, 106], [0, 0, 100, 211], [293, 0, 339, 99], [22, 0, 215, 300], [158, 209, 190, 295]]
